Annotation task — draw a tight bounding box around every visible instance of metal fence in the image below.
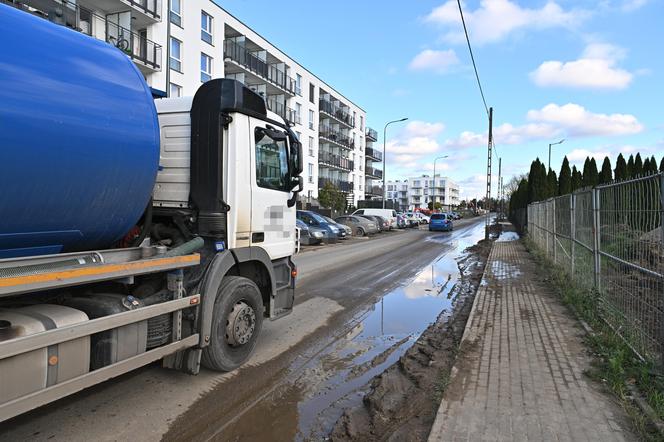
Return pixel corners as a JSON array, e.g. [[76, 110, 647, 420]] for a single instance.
[[528, 173, 664, 366]]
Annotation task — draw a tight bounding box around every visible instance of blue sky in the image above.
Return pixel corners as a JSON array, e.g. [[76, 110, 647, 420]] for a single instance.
[[219, 0, 663, 200]]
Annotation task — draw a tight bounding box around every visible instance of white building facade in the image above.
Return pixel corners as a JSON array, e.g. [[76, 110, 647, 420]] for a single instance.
[[5, 0, 374, 206], [386, 176, 460, 210]]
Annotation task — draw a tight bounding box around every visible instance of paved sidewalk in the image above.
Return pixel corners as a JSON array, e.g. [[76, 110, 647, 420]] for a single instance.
[[428, 234, 637, 441]]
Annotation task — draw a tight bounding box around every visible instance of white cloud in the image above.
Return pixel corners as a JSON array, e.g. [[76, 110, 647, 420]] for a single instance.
[[404, 121, 446, 138], [409, 49, 459, 74], [530, 43, 633, 90], [442, 103, 644, 149], [386, 137, 440, 155], [526, 103, 644, 136], [425, 0, 587, 45], [566, 148, 611, 162]]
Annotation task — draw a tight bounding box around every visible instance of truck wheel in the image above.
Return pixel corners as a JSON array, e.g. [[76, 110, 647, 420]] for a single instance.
[[202, 276, 264, 372]]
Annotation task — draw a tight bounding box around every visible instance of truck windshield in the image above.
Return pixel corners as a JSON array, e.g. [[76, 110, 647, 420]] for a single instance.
[[255, 127, 289, 191]]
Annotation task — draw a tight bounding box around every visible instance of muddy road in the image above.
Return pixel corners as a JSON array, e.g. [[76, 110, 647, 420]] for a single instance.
[[1, 217, 487, 442]]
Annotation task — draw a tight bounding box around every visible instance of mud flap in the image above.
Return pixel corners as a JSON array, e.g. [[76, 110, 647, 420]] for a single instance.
[[163, 347, 202, 375]]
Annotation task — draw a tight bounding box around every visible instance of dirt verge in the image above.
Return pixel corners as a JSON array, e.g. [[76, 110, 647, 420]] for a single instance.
[[330, 238, 493, 441]]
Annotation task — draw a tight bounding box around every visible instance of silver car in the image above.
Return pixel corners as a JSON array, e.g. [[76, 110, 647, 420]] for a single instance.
[[335, 215, 378, 236]]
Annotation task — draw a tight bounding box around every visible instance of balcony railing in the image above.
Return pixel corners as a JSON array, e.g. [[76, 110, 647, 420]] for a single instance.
[[319, 125, 354, 149], [365, 167, 383, 179], [318, 151, 354, 171], [318, 177, 353, 193], [266, 97, 298, 125], [4, 0, 162, 70], [365, 147, 383, 161], [366, 185, 383, 197], [366, 127, 378, 142], [125, 0, 160, 19], [319, 98, 355, 128], [224, 39, 296, 95]]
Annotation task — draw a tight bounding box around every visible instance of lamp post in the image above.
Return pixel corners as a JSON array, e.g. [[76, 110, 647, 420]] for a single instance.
[[382, 117, 408, 209], [548, 139, 565, 171], [432, 155, 449, 212]]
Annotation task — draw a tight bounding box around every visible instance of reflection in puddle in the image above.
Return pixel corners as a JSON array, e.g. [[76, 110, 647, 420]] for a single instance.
[[497, 231, 520, 242], [292, 221, 488, 439]]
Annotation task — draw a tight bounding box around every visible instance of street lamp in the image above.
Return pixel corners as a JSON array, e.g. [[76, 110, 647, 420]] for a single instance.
[[383, 117, 408, 209], [432, 155, 449, 212], [548, 139, 565, 171]]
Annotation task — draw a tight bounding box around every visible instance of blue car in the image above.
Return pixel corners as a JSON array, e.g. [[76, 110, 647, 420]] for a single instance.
[[429, 213, 453, 232], [296, 210, 340, 243]]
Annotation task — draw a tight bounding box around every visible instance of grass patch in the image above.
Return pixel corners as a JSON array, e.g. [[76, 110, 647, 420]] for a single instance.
[[524, 236, 664, 441]]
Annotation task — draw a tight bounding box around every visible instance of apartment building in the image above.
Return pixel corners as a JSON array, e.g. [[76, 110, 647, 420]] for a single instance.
[[3, 0, 374, 206], [386, 176, 460, 210]]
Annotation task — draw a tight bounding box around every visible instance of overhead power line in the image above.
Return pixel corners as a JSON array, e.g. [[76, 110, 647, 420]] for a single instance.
[[456, 0, 489, 118]]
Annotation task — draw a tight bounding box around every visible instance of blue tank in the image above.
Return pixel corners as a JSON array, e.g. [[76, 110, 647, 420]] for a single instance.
[[0, 4, 160, 258]]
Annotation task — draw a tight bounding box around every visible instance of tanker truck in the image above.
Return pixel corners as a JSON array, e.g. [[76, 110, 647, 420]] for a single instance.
[[0, 4, 303, 422]]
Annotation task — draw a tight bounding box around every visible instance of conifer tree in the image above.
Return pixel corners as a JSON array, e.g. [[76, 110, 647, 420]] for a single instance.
[[599, 157, 612, 184], [558, 156, 572, 195], [615, 154, 627, 181]]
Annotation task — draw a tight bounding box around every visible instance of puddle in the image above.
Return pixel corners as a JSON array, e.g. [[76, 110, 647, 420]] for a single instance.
[[497, 231, 520, 242], [291, 222, 488, 439]]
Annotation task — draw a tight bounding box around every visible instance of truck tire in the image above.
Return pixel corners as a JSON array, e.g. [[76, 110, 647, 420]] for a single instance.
[[202, 276, 264, 372]]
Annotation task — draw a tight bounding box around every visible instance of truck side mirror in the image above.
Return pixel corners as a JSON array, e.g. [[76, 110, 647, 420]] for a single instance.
[[287, 176, 303, 208]]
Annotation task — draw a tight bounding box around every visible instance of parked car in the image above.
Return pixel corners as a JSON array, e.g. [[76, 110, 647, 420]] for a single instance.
[[416, 213, 430, 224], [335, 215, 378, 236], [352, 208, 397, 230], [403, 212, 420, 228], [429, 213, 454, 232], [395, 213, 408, 229], [297, 210, 339, 243], [296, 219, 326, 245], [359, 214, 388, 232], [321, 215, 350, 239]]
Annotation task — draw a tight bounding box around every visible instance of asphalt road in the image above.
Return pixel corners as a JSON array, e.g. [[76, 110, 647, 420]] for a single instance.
[[0, 217, 486, 442]]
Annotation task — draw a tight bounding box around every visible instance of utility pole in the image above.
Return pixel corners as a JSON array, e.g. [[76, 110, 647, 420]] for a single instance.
[[497, 157, 502, 221], [485, 107, 493, 239]]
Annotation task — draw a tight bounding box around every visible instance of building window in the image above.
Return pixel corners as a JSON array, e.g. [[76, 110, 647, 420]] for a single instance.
[[360, 115, 364, 131], [169, 37, 182, 72], [296, 74, 302, 96], [295, 103, 302, 125], [200, 53, 212, 82], [308, 110, 314, 130], [309, 83, 315, 103], [255, 127, 289, 191], [170, 0, 182, 27], [201, 12, 213, 44], [308, 136, 314, 156], [170, 83, 182, 97], [307, 163, 314, 183]]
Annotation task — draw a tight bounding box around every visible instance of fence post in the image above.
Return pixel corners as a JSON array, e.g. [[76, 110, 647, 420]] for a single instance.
[[592, 188, 601, 291], [570, 193, 575, 274], [552, 198, 557, 264]]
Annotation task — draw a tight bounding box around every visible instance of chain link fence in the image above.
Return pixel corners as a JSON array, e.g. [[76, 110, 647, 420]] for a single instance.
[[528, 173, 664, 366]]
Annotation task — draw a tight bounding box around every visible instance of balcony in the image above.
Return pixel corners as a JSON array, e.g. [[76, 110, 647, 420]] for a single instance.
[[4, 0, 162, 71], [365, 167, 383, 179], [319, 125, 354, 150], [365, 147, 383, 161], [318, 151, 354, 171], [266, 97, 298, 125], [319, 98, 355, 128], [319, 177, 353, 193], [366, 127, 378, 142], [365, 185, 383, 197], [223, 39, 296, 95]]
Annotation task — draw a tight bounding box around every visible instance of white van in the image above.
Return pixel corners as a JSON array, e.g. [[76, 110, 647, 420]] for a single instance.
[[352, 208, 397, 229]]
